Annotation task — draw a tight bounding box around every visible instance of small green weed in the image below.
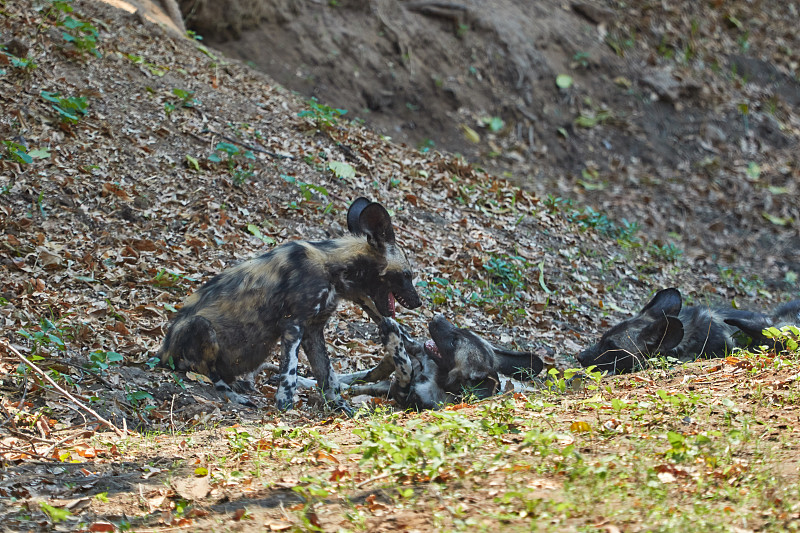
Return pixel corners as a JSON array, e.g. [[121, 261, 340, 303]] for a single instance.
[[164, 88, 199, 115], [648, 242, 683, 262], [543, 194, 574, 213], [354, 410, 485, 482], [718, 266, 763, 294], [124, 53, 167, 76], [574, 108, 612, 128], [416, 277, 464, 308], [209, 142, 256, 185], [567, 206, 640, 242], [45, 0, 101, 57], [59, 16, 101, 57], [2, 140, 49, 165], [281, 175, 333, 212], [125, 389, 154, 409], [86, 350, 123, 372], [226, 427, 255, 457], [41, 90, 89, 124], [605, 28, 636, 57], [0, 47, 37, 71], [418, 138, 435, 153], [297, 97, 347, 130], [572, 51, 590, 68], [17, 317, 70, 359], [151, 269, 197, 293], [479, 253, 529, 297], [764, 324, 800, 353]]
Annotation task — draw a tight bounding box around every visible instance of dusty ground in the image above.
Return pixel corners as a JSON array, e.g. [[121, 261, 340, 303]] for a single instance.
[[0, 0, 798, 531]]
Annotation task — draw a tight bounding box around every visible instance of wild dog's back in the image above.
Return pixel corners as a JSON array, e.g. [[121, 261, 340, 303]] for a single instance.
[[672, 307, 740, 362], [160, 241, 341, 384], [723, 299, 800, 350], [774, 300, 800, 328]]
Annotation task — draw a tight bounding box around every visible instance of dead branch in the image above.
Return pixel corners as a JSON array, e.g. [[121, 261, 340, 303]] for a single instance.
[[406, 1, 468, 23], [200, 127, 295, 160], [2, 340, 127, 438]]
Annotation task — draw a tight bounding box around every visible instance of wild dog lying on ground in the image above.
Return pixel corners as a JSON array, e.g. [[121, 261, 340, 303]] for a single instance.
[[306, 315, 544, 410], [575, 288, 770, 374], [159, 197, 422, 414], [723, 300, 800, 352]]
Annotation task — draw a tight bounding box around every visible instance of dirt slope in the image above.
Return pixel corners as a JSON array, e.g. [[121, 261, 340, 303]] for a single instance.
[[1, 1, 800, 531], [0, 0, 794, 429], [185, 0, 800, 284]]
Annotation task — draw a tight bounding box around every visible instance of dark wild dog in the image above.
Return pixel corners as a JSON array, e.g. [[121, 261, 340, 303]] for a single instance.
[[340, 315, 543, 410], [724, 299, 800, 351], [575, 288, 768, 374], [159, 197, 422, 414]]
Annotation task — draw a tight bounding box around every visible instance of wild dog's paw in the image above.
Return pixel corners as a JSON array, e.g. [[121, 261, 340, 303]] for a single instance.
[[231, 378, 256, 394], [239, 396, 257, 408], [216, 379, 257, 407], [334, 401, 356, 418], [274, 397, 294, 412], [226, 390, 257, 407], [274, 385, 295, 412]]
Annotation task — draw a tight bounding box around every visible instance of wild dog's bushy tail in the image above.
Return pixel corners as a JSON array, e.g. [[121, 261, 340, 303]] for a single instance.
[[494, 348, 544, 380], [725, 301, 800, 350]]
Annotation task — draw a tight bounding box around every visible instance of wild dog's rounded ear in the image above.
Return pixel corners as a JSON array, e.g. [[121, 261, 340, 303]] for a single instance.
[[641, 315, 684, 353], [358, 202, 395, 249], [347, 197, 372, 234], [641, 288, 682, 317]]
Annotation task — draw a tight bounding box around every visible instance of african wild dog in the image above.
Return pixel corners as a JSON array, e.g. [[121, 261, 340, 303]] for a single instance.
[[724, 300, 800, 352], [159, 197, 422, 414], [341, 315, 543, 410], [575, 288, 769, 374]]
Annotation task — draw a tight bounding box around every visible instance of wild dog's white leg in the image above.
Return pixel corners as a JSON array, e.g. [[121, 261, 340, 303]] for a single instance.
[[348, 381, 393, 397], [294, 370, 364, 390], [295, 375, 318, 388], [275, 323, 303, 412], [301, 329, 353, 415], [380, 318, 413, 405]]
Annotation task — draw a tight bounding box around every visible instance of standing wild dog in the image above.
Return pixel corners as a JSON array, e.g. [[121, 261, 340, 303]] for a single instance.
[[159, 197, 422, 414], [342, 315, 543, 410], [724, 300, 800, 351], [575, 288, 769, 374]]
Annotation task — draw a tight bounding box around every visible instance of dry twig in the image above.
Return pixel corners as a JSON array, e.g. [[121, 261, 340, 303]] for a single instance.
[[1, 340, 127, 437]]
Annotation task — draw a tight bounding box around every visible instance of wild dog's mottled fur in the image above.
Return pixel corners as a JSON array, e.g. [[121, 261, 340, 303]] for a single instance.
[[576, 288, 768, 374], [724, 299, 800, 351], [159, 198, 421, 413], [344, 315, 543, 410]]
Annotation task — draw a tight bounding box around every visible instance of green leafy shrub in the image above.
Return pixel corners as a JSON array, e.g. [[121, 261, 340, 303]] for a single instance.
[[41, 90, 89, 123], [209, 142, 255, 185], [297, 97, 347, 130]]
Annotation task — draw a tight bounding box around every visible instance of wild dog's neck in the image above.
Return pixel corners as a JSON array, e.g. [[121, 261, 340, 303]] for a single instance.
[[315, 235, 385, 292]]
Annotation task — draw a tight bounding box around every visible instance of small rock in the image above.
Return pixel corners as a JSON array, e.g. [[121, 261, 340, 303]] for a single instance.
[[571, 2, 615, 25], [641, 70, 680, 102]]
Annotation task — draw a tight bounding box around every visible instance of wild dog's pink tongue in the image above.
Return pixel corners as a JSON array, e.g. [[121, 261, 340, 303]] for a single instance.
[[424, 340, 441, 360], [389, 292, 395, 317]]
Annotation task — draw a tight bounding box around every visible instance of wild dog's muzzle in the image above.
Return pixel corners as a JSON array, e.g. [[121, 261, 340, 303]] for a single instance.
[[394, 282, 422, 311]]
